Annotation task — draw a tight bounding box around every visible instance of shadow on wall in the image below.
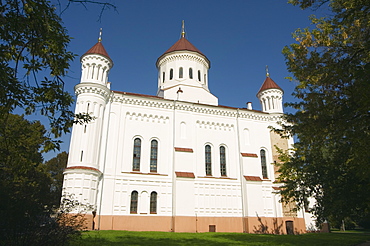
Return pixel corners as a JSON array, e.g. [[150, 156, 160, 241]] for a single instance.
[[253, 214, 289, 235]]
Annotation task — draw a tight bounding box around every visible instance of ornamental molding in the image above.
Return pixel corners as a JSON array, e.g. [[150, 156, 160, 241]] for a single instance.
[[158, 53, 209, 68], [81, 54, 112, 67], [75, 84, 111, 99], [196, 120, 234, 131], [126, 112, 169, 124], [258, 89, 283, 97], [112, 92, 281, 122]]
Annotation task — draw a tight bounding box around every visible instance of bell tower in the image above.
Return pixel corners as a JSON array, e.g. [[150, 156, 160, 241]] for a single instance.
[[63, 30, 113, 212]]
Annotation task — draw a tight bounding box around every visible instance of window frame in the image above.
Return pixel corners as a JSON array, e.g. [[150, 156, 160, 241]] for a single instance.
[[189, 68, 193, 79], [130, 191, 138, 214], [220, 146, 227, 176], [150, 191, 157, 214], [260, 149, 268, 179], [132, 138, 141, 171], [205, 145, 212, 176], [179, 67, 183, 79], [150, 139, 158, 173], [170, 68, 173, 80]]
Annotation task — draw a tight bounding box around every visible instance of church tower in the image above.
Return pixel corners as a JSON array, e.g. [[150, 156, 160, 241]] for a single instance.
[[63, 32, 113, 210], [257, 69, 284, 114], [156, 21, 218, 105]]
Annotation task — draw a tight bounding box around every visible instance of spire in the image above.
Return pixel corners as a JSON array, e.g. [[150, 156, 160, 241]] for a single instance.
[[82, 29, 112, 62], [181, 20, 186, 38], [266, 65, 270, 77], [98, 28, 102, 42]]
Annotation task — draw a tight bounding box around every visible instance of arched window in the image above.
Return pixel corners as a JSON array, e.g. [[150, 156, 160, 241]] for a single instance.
[[130, 191, 138, 214], [150, 191, 157, 214], [260, 149, 268, 179], [189, 68, 193, 79], [162, 72, 165, 83], [205, 145, 212, 176], [150, 140, 158, 172], [198, 70, 201, 81], [133, 138, 141, 171], [170, 69, 173, 80], [179, 67, 183, 78], [220, 146, 227, 176]]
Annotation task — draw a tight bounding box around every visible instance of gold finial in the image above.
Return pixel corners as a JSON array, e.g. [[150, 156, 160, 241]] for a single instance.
[[266, 65, 270, 77], [98, 28, 102, 42], [181, 20, 185, 38]]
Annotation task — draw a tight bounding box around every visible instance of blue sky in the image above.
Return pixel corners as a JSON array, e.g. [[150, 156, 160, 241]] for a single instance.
[[45, 0, 326, 160]]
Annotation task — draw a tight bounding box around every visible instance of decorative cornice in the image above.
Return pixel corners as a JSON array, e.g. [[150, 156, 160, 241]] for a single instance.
[[75, 84, 111, 99], [121, 171, 168, 176], [196, 120, 234, 131], [197, 176, 237, 180], [126, 112, 169, 124], [157, 52, 209, 68], [64, 166, 102, 175], [112, 91, 282, 122]]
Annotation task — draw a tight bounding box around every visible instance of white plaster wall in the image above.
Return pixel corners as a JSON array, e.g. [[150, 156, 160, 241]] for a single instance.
[[175, 179, 195, 216], [69, 91, 293, 221], [62, 170, 99, 211]]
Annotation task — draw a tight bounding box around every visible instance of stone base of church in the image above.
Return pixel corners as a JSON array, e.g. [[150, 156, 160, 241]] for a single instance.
[[89, 215, 306, 234]]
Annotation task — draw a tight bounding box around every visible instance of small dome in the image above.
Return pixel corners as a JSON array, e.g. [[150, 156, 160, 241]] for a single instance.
[[257, 76, 283, 95], [157, 36, 210, 67], [82, 41, 112, 62]]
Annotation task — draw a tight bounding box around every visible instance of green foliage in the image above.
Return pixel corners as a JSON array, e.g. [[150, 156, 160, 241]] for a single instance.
[[0, 113, 54, 241], [0, 0, 76, 151], [277, 0, 370, 226], [70, 230, 370, 246], [45, 151, 68, 207]]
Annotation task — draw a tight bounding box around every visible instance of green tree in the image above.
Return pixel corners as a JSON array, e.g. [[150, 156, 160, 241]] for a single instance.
[[0, 0, 75, 151], [45, 151, 68, 207], [0, 0, 112, 151], [0, 113, 54, 242], [277, 0, 370, 226]]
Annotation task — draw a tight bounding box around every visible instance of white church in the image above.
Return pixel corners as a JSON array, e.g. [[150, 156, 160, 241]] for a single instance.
[[62, 25, 315, 234]]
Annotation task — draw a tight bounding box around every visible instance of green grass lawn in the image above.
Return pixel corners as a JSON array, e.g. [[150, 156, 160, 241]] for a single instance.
[[71, 230, 370, 246]]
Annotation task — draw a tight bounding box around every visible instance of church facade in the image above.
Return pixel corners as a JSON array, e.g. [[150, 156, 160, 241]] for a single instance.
[[62, 29, 314, 233]]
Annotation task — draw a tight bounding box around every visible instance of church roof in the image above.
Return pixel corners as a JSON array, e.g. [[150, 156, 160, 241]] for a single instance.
[[157, 36, 210, 66], [83, 41, 111, 60], [257, 76, 283, 95], [163, 37, 205, 56]]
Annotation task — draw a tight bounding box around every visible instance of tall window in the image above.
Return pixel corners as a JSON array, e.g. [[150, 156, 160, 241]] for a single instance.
[[198, 70, 201, 81], [150, 140, 158, 172], [162, 72, 165, 83], [220, 146, 227, 176], [170, 69, 173, 80], [130, 191, 138, 214], [205, 145, 212, 176], [260, 149, 268, 179], [133, 138, 141, 171], [179, 67, 183, 78], [189, 68, 193, 79], [150, 192, 157, 214]]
